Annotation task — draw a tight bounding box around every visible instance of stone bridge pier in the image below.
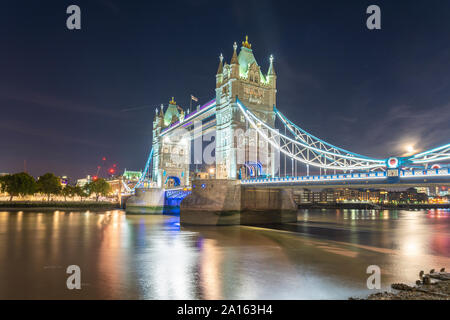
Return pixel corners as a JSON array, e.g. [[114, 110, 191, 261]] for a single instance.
[[180, 179, 297, 226]]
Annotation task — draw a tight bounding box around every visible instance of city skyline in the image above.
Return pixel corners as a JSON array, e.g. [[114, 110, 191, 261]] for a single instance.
[[2, 1, 450, 179]]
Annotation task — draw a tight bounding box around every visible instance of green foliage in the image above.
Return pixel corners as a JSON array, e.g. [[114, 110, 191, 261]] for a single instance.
[[61, 185, 77, 201], [37, 173, 62, 201], [0, 172, 36, 201], [74, 185, 88, 201], [0, 175, 6, 193], [0, 201, 118, 209], [85, 178, 111, 201], [1, 172, 114, 204]]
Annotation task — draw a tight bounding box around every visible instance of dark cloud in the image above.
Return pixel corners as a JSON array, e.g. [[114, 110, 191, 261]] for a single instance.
[[366, 103, 450, 156]]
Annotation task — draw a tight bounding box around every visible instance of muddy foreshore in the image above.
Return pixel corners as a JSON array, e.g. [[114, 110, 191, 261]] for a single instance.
[[356, 270, 450, 300]]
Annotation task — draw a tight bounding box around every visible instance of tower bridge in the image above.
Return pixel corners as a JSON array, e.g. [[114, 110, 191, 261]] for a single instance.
[[125, 37, 450, 224]]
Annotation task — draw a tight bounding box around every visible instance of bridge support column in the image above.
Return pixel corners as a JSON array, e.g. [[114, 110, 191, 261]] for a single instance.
[[125, 188, 165, 214], [180, 180, 242, 225], [240, 187, 297, 225], [180, 179, 297, 226]]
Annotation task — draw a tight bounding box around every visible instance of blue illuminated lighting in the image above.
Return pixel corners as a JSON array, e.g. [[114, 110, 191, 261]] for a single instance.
[[165, 176, 181, 187]]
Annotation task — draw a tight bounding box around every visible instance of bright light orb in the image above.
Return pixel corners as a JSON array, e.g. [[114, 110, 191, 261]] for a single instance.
[[405, 145, 415, 153]]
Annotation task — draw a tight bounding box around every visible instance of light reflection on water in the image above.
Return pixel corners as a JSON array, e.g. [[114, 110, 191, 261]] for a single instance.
[[0, 209, 448, 299]]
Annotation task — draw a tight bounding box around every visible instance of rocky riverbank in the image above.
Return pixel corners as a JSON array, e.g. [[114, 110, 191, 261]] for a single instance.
[[363, 268, 450, 300]]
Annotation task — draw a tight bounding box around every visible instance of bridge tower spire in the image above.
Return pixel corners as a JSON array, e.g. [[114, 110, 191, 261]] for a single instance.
[[230, 42, 240, 79], [216, 53, 224, 88], [267, 54, 276, 88]]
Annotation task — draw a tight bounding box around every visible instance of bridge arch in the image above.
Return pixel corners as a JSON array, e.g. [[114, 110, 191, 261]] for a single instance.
[[165, 176, 181, 188]]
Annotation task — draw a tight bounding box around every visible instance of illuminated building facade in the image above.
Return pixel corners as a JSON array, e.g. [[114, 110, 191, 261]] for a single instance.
[[76, 175, 92, 187], [215, 37, 277, 179], [151, 37, 277, 187], [59, 176, 68, 188], [123, 170, 142, 181], [293, 188, 429, 204], [152, 98, 190, 188], [388, 188, 428, 203]]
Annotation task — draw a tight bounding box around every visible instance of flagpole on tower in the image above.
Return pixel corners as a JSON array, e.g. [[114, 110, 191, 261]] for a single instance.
[[190, 94, 198, 114]]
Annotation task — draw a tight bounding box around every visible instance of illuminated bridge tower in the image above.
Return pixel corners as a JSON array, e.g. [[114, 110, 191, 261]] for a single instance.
[[152, 97, 189, 188], [215, 36, 277, 179]]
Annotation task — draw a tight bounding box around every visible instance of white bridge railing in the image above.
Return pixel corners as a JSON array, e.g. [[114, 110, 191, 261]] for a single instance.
[[241, 168, 450, 185]]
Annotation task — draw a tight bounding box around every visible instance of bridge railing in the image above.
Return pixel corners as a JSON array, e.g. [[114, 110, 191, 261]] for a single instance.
[[400, 168, 450, 178], [241, 168, 450, 185]]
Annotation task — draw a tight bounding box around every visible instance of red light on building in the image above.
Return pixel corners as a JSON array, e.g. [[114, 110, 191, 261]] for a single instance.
[[109, 168, 115, 174], [102, 157, 106, 161], [93, 176, 98, 181]]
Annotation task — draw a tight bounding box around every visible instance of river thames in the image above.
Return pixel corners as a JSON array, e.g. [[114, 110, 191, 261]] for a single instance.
[[0, 209, 449, 299]]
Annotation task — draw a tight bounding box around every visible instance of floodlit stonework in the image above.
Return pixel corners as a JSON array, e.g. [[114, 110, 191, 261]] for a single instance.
[[215, 37, 277, 180], [151, 37, 278, 188]]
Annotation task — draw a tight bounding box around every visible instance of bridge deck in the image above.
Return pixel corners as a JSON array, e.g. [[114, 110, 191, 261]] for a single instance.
[[241, 168, 450, 188]]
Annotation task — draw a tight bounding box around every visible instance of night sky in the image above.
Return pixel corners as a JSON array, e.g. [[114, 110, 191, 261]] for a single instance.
[[1, 0, 450, 180]]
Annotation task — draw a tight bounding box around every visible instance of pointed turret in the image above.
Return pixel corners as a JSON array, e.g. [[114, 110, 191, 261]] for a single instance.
[[267, 54, 277, 87], [268, 54, 276, 76], [230, 42, 240, 79], [242, 35, 252, 49], [154, 104, 164, 130], [216, 53, 224, 88], [236, 35, 265, 83], [230, 42, 239, 65], [164, 97, 180, 126], [216, 53, 224, 74]]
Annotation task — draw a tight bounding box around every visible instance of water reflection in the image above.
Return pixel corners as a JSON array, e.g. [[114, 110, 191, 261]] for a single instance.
[[0, 209, 448, 299]]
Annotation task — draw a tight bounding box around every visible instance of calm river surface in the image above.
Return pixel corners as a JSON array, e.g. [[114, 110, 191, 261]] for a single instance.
[[0, 209, 449, 299]]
